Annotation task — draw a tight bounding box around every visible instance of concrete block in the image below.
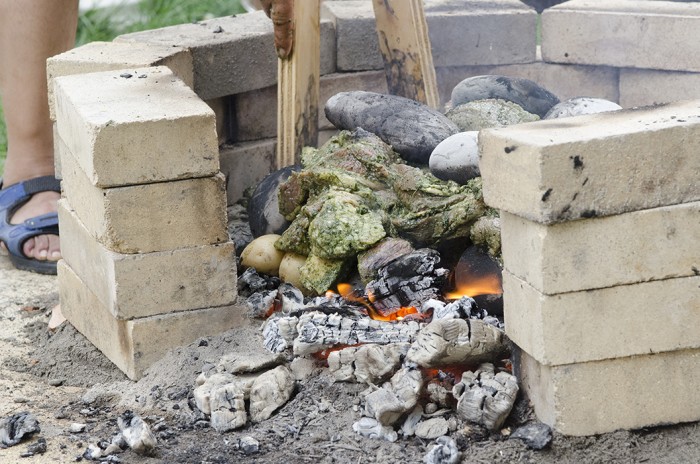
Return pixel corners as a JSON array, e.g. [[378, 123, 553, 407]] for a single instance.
[[219, 140, 276, 205], [58, 201, 237, 320], [60, 150, 228, 253], [620, 68, 700, 108], [437, 60, 619, 108], [501, 203, 700, 295], [59, 261, 245, 380], [232, 71, 387, 142], [47, 40, 193, 119], [54, 66, 219, 187], [479, 99, 700, 224], [516, 347, 700, 436], [115, 12, 337, 100], [504, 271, 700, 366], [542, 0, 700, 72], [206, 96, 233, 146], [324, 0, 537, 72]]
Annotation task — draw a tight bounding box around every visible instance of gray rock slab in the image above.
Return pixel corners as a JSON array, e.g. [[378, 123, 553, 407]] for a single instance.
[[429, 131, 480, 185], [324, 91, 459, 163]]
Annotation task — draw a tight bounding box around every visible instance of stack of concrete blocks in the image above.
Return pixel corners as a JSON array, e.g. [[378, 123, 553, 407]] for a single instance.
[[479, 100, 700, 435], [51, 63, 242, 380]]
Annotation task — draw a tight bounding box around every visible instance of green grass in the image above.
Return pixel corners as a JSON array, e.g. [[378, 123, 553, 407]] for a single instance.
[[0, 0, 244, 177]]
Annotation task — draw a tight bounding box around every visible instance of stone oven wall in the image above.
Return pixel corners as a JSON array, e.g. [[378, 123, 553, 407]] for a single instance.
[[49, 0, 700, 420]]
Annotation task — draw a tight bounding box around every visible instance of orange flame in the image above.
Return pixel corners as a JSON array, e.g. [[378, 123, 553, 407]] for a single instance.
[[336, 283, 419, 322], [445, 273, 503, 299]]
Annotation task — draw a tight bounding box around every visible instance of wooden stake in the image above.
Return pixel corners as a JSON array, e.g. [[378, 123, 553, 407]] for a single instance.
[[372, 0, 439, 108], [276, 0, 320, 168]]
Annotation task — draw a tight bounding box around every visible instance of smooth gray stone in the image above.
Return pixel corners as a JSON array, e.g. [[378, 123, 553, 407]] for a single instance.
[[544, 97, 622, 119], [429, 131, 480, 185], [324, 91, 459, 164], [248, 165, 300, 237], [510, 422, 553, 450], [451, 75, 559, 118]]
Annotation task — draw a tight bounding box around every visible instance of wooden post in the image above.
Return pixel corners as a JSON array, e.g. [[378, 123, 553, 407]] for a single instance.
[[276, 0, 320, 168], [372, 0, 439, 108]]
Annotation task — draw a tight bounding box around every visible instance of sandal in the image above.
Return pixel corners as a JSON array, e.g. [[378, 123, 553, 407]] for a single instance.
[[0, 176, 61, 275]]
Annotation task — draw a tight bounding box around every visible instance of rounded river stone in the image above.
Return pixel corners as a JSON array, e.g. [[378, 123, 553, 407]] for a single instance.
[[429, 131, 480, 185], [324, 91, 459, 164], [248, 165, 300, 237], [544, 97, 622, 119], [446, 99, 539, 132], [451, 75, 559, 118]]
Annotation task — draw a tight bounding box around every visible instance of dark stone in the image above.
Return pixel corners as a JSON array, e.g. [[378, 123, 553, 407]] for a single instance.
[[248, 165, 300, 237], [450, 75, 559, 118], [510, 422, 553, 450], [324, 91, 459, 164]]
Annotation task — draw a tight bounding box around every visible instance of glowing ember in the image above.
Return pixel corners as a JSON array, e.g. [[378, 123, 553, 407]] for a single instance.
[[336, 283, 419, 322], [312, 344, 360, 361]]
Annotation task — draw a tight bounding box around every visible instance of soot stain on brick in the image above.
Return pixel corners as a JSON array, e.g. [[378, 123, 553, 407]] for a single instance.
[[692, 266, 699, 276], [582, 177, 589, 186], [504, 145, 517, 154], [581, 209, 598, 218], [571, 155, 584, 170], [571, 192, 578, 201], [541, 188, 552, 202]]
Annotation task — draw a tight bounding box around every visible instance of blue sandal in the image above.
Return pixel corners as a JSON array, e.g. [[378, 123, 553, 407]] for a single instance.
[[0, 176, 61, 275]]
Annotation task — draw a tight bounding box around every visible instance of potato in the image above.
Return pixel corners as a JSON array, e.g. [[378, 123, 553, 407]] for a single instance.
[[240, 234, 285, 276], [278, 252, 310, 294]]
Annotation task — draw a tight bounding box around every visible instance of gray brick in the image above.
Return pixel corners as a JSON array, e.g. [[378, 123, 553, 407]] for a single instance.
[[620, 68, 700, 108], [504, 271, 700, 366], [542, 0, 700, 72], [480, 99, 700, 224], [219, 139, 277, 205]]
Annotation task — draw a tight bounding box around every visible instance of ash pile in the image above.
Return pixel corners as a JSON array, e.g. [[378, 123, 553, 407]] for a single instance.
[[213, 75, 622, 457]]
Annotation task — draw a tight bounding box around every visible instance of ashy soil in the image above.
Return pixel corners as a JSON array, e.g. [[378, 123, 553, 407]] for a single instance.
[[1, 254, 699, 463]]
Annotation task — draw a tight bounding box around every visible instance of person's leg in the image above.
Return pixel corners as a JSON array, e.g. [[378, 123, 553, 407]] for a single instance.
[[0, 0, 78, 262]]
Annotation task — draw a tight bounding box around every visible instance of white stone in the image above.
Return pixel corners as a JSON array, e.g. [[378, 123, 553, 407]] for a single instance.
[[429, 131, 480, 185], [544, 97, 622, 119]]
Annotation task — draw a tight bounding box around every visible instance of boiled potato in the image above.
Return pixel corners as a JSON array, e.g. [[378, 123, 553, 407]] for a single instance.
[[240, 234, 285, 276], [278, 252, 310, 294]]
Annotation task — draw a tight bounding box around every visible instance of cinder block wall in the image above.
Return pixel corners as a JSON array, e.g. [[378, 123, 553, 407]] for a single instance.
[[50, 0, 700, 205]]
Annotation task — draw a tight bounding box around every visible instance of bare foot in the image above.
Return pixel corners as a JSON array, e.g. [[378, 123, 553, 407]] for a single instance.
[[1, 190, 61, 261]]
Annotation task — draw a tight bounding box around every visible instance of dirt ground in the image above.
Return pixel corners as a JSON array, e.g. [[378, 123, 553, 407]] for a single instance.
[[1, 254, 699, 463]]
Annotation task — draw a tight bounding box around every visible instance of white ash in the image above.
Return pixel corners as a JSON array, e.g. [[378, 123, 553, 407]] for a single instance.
[[426, 382, 453, 409], [69, 423, 86, 433], [193, 372, 237, 415], [216, 351, 287, 375], [453, 363, 519, 431], [415, 417, 449, 440], [238, 436, 260, 455], [237, 267, 280, 296], [423, 436, 461, 464], [278, 283, 305, 314], [406, 318, 506, 368], [117, 412, 157, 456], [400, 405, 424, 437], [327, 343, 410, 384], [249, 365, 296, 423], [364, 366, 424, 426], [210, 384, 247, 432], [352, 417, 398, 442]]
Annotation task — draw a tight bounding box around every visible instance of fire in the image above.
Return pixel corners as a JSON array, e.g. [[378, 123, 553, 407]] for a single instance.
[[336, 283, 419, 322], [312, 344, 361, 361], [445, 273, 503, 299], [445, 246, 503, 299]]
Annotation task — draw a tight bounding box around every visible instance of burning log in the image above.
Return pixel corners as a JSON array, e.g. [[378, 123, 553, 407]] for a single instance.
[[364, 366, 424, 426], [357, 237, 414, 283], [262, 316, 299, 353], [406, 318, 507, 368], [292, 311, 424, 356], [452, 363, 519, 431], [327, 343, 410, 384], [366, 248, 448, 313]]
